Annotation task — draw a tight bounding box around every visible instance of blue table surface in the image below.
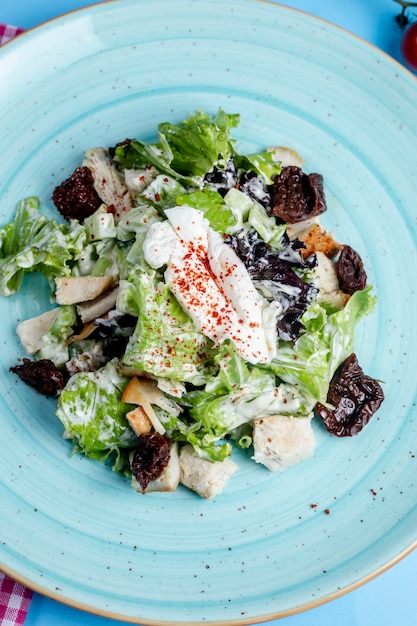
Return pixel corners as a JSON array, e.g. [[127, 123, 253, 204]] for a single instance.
[[2, 1, 417, 625]]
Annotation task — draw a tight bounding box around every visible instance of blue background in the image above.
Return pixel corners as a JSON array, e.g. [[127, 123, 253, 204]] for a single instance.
[[2, 1, 417, 624]]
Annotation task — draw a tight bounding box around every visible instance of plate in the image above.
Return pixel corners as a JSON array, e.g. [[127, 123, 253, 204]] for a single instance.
[[1, 0, 417, 623]]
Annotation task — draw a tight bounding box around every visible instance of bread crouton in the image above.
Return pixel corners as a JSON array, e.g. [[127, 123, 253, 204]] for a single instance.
[[297, 223, 341, 259]]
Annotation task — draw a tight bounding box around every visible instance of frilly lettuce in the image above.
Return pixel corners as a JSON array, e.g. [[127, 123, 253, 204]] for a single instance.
[[176, 188, 237, 233], [36, 304, 77, 368], [174, 342, 315, 458], [234, 151, 282, 184], [268, 287, 377, 403], [56, 359, 137, 473], [120, 270, 217, 385], [113, 109, 239, 186], [0, 197, 87, 296]]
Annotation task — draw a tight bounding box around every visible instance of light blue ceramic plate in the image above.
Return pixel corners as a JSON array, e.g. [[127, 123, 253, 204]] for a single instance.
[[1, 1, 417, 624]]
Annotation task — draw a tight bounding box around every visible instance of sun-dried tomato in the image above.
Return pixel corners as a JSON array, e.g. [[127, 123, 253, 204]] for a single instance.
[[337, 245, 367, 294], [131, 432, 171, 490], [10, 358, 66, 396], [270, 166, 327, 223], [52, 166, 101, 221], [316, 353, 384, 437]]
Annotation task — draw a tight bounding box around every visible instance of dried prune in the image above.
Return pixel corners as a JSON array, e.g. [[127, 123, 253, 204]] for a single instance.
[[270, 166, 327, 223], [131, 432, 171, 491], [52, 166, 101, 221], [337, 245, 367, 294], [10, 358, 65, 396], [316, 353, 384, 437]]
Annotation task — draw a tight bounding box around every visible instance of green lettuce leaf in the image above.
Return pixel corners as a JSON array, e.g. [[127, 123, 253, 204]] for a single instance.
[[113, 109, 239, 186], [138, 174, 186, 210], [234, 150, 282, 184], [56, 359, 137, 472], [120, 270, 217, 385], [36, 304, 77, 368], [268, 286, 377, 402], [178, 342, 315, 450], [158, 109, 238, 177], [176, 189, 237, 233], [0, 197, 87, 296]]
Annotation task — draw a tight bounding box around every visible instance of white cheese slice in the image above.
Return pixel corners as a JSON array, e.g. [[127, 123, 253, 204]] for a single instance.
[[144, 206, 279, 364]]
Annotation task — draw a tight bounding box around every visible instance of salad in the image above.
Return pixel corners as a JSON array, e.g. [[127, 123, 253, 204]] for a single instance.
[[1, 109, 384, 499]]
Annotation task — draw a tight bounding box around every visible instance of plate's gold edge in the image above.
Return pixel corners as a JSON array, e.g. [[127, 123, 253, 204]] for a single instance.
[[1, 0, 417, 625], [2, 539, 417, 625]]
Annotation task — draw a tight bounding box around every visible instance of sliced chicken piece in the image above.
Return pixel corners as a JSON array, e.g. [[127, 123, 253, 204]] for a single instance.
[[123, 166, 159, 197], [125, 406, 153, 437], [16, 308, 59, 355], [267, 146, 304, 168], [179, 444, 239, 499], [76, 286, 119, 323], [55, 275, 115, 305], [315, 251, 350, 309], [252, 414, 315, 471], [83, 147, 134, 222], [131, 442, 181, 493]]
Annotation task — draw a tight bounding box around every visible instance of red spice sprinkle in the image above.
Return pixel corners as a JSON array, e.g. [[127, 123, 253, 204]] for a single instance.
[[310, 503, 317, 509], [324, 509, 330, 515], [155, 193, 160, 201], [370, 489, 377, 496]]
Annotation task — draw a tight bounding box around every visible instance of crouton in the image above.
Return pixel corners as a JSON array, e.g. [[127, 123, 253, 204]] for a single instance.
[[121, 376, 167, 434], [297, 223, 341, 259], [125, 406, 153, 437]]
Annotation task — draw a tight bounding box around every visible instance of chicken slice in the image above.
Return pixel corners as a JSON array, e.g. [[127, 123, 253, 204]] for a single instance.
[[16, 308, 59, 355], [76, 286, 119, 323], [55, 275, 115, 305], [314, 251, 350, 309], [252, 414, 315, 471], [179, 444, 239, 499], [83, 147, 134, 222]]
